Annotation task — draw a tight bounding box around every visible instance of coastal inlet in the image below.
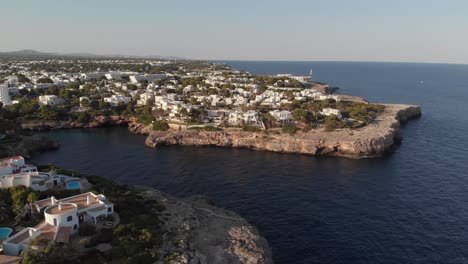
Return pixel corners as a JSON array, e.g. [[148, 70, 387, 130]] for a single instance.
[[130, 104, 421, 159]]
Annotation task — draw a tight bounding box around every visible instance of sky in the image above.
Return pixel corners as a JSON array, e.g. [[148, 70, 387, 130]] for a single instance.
[[1, 0, 468, 64]]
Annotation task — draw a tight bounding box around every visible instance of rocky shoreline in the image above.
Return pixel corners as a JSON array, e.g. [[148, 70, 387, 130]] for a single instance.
[[136, 187, 272, 264], [20, 115, 130, 131], [14, 104, 422, 159], [0, 134, 60, 158], [134, 104, 421, 159]]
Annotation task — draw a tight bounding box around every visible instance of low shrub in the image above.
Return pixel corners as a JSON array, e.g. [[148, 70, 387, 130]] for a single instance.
[[282, 125, 298, 135], [153, 120, 169, 131], [78, 223, 97, 236], [242, 126, 262, 132]]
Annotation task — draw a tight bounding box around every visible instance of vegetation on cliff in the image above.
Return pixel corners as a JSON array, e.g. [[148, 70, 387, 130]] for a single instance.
[[9, 165, 271, 263], [12, 165, 165, 263]]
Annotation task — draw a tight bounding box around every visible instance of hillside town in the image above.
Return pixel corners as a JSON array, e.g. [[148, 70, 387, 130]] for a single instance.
[[0, 58, 384, 134]]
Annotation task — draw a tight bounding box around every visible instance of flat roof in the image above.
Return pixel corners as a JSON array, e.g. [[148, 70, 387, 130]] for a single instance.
[[0, 255, 23, 264], [7, 230, 31, 245], [37, 224, 56, 241], [35, 192, 112, 212], [45, 203, 77, 215], [55, 226, 72, 243], [0, 156, 23, 164]]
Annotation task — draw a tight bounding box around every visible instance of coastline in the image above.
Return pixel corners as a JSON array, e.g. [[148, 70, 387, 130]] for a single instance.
[[134, 185, 273, 263], [136, 104, 421, 159], [0, 162, 272, 263], [17, 104, 421, 159]]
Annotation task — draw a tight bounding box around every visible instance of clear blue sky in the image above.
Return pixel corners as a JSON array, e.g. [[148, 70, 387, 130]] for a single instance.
[[1, 0, 467, 63]]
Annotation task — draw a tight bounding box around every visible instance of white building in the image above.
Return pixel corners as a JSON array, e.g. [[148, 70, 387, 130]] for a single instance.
[[129, 74, 167, 84], [103, 94, 131, 106], [206, 110, 229, 124], [80, 73, 102, 81], [136, 91, 155, 106], [105, 73, 122, 81], [0, 156, 37, 176], [0, 84, 12, 106], [0, 172, 53, 191], [0, 170, 82, 192], [269, 110, 293, 124], [228, 110, 262, 127], [38, 95, 62, 106], [276, 74, 312, 84], [320, 108, 342, 119], [2, 192, 114, 256], [79, 96, 90, 107]]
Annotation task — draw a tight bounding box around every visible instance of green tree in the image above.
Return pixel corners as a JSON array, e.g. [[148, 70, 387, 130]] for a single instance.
[[152, 120, 169, 131], [17, 74, 30, 83], [324, 115, 344, 132], [291, 109, 311, 124], [27, 192, 38, 216], [46, 85, 59, 95], [36, 77, 54, 84]]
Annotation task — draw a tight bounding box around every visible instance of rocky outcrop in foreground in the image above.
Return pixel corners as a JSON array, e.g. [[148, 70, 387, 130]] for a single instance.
[[141, 104, 421, 159], [0, 134, 60, 158], [138, 188, 272, 264], [20, 116, 129, 130]]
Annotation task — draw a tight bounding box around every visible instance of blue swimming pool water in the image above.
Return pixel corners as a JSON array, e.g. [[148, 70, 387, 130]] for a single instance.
[[66, 181, 81, 190], [0, 228, 13, 239]]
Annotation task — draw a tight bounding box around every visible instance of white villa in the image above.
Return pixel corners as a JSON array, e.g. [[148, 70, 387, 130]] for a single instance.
[[0, 170, 83, 192], [320, 108, 343, 119], [0, 172, 52, 191], [269, 110, 293, 125], [0, 156, 37, 176], [2, 192, 114, 256], [103, 94, 131, 106], [38, 95, 63, 106], [228, 110, 262, 127], [136, 91, 155, 106]]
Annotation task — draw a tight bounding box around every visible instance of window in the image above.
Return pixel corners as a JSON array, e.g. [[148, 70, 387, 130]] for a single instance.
[[108, 207, 112, 212], [73, 224, 77, 230], [67, 216, 73, 222]]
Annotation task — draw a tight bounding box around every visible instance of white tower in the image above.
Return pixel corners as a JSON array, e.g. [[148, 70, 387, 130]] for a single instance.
[[0, 85, 12, 106]]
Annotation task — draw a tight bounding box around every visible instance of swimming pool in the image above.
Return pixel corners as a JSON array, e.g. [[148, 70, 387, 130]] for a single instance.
[[66, 181, 81, 190], [0, 228, 13, 239]]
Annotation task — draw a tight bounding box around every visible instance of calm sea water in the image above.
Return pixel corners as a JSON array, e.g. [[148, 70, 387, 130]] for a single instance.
[[34, 62, 468, 264]]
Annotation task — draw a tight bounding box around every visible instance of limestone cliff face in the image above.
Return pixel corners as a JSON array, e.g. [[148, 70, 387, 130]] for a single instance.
[[142, 104, 421, 159], [138, 189, 273, 264], [20, 116, 129, 130]]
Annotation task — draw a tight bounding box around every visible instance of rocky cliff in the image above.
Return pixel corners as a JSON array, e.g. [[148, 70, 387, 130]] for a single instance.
[[0, 134, 60, 158], [140, 104, 421, 159], [138, 188, 272, 264], [20, 116, 129, 130]]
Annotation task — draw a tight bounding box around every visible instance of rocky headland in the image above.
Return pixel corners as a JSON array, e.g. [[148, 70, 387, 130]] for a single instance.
[[137, 187, 272, 264], [132, 104, 421, 159]]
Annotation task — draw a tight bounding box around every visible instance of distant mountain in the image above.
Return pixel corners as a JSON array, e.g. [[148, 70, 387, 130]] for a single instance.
[[0, 49, 186, 60], [0, 49, 54, 56]]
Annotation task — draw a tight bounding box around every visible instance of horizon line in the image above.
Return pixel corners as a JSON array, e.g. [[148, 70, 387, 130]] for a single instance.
[[1, 49, 467, 66]]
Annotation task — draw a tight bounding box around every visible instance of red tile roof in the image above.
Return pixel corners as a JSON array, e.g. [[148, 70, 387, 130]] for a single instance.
[[0, 255, 23, 264], [55, 226, 72, 243]]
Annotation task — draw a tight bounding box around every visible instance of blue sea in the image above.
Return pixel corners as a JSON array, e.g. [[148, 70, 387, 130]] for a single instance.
[[34, 61, 468, 264]]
